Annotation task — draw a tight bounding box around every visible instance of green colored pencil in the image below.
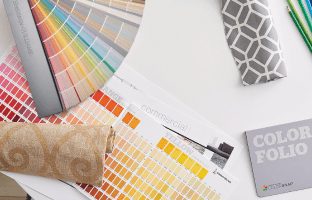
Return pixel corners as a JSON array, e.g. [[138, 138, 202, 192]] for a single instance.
[[298, 0, 312, 32], [287, 0, 312, 44], [288, 6, 312, 52]]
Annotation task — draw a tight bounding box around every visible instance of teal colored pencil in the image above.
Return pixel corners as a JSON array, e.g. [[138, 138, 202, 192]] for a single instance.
[[298, 0, 312, 32], [288, 6, 312, 53], [287, 0, 312, 44], [306, 0, 312, 18]]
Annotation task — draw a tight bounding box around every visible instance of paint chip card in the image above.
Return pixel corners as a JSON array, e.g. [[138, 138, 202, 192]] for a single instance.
[[246, 119, 312, 197]]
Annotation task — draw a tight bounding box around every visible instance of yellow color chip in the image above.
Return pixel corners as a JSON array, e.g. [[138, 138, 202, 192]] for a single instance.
[[164, 143, 175, 154], [161, 184, 169, 193], [191, 163, 201, 175], [168, 174, 175, 184], [124, 185, 132, 193], [208, 191, 216, 199], [129, 188, 137, 197], [137, 167, 145, 176], [129, 117, 141, 129], [141, 170, 149, 179], [130, 176, 138, 185], [198, 168, 209, 180], [170, 148, 182, 159], [203, 187, 211, 196], [163, 172, 171, 182], [192, 192, 200, 199], [177, 153, 188, 164], [155, 194, 162, 200], [149, 189, 158, 198], [151, 178, 159, 187], [157, 138, 168, 150], [133, 191, 142, 199], [184, 158, 195, 170], [213, 195, 221, 200], [135, 178, 144, 187], [156, 181, 164, 191], [144, 185, 153, 195]]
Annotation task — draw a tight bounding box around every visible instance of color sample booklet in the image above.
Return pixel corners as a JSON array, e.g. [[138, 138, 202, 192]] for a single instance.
[[0, 46, 240, 199], [75, 105, 238, 200], [105, 65, 242, 169], [246, 119, 312, 197]]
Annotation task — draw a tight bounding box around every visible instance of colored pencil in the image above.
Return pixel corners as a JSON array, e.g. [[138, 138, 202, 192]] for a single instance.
[[288, 6, 312, 52], [307, 0, 312, 18], [287, 0, 312, 43], [298, 0, 312, 32]]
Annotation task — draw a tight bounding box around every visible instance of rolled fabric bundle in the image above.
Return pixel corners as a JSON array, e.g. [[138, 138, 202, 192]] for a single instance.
[[221, 0, 287, 85], [0, 122, 115, 186]]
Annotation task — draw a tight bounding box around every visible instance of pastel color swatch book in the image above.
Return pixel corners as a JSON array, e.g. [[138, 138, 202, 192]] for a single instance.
[[4, 0, 145, 117], [75, 105, 238, 200], [29, 0, 144, 108]]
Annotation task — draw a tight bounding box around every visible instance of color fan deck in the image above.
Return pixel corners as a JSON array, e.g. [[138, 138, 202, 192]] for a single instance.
[[29, 0, 144, 109]]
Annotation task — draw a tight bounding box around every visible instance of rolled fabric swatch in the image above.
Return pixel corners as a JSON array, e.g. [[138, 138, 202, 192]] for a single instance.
[[221, 0, 287, 85], [0, 122, 115, 186]]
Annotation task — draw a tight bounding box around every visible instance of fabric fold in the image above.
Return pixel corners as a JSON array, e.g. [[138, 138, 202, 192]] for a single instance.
[[221, 0, 287, 85]]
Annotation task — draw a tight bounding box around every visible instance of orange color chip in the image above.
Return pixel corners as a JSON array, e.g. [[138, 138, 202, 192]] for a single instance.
[[99, 95, 110, 107], [90, 188, 98, 196], [106, 100, 117, 112], [123, 112, 133, 124], [92, 90, 104, 101], [113, 104, 124, 117], [129, 117, 140, 129], [95, 191, 103, 200], [157, 138, 168, 150]]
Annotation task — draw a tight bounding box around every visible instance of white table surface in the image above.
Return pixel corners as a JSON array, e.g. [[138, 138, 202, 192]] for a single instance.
[[1, 0, 312, 199]]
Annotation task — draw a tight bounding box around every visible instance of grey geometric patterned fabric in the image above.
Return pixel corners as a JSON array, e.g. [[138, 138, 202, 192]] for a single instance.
[[221, 0, 287, 85]]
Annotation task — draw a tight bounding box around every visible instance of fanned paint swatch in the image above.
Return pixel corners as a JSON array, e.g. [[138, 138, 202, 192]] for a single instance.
[[4, 0, 144, 117]]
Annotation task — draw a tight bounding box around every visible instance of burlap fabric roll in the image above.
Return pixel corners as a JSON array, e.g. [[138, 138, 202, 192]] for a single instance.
[[0, 122, 115, 186]]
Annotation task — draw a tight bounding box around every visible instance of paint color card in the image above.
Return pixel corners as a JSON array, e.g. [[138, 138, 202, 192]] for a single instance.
[[246, 119, 312, 197], [75, 105, 238, 200], [4, 0, 145, 117], [0, 46, 239, 199], [105, 66, 242, 169]]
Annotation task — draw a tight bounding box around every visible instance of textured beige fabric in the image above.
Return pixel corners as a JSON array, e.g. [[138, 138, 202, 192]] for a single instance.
[[0, 122, 115, 186]]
